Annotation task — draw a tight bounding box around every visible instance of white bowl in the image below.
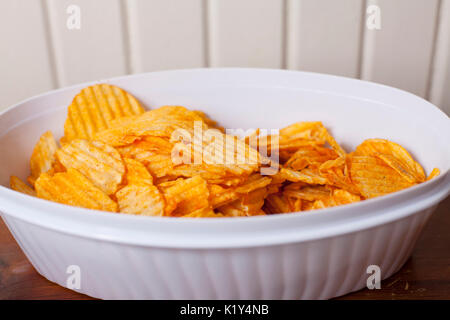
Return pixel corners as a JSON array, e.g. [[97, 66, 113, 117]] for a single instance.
[[0, 69, 449, 300]]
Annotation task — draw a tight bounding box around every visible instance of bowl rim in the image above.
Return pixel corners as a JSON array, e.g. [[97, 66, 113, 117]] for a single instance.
[[0, 68, 449, 248]]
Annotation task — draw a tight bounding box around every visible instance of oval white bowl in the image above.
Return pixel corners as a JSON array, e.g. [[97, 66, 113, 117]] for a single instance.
[[0, 69, 449, 299]]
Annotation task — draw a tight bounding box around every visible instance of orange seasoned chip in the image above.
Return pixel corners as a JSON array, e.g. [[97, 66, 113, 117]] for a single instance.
[[354, 139, 425, 183], [10, 176, 36, 196], [182, 207, 224, 218], [426, 168, 440, 181], [285, 145, 339, 171], [35, 168, 118, 212], [218, 187, 267, 217], [116, 182, 164, 216], [94, 106, 207, 147], [115, 157, 164, 216], [299, 188, 360, 211], [193, 110, 223, 131], [283, 185, 330, 202], [208, 184, 239, 208], [161, 176, 210, 216], [64, 84, 145, 141], [264, 193, 293, 214], [143, 154, 175, 178], [56, 139, 125, 195], [122, 157, 153, 185], [318, 156, 360, 194], [332, 189, 361, 205], [29, 131, 58, 185], [168, 164, 230, 183], [280, 167, 328, 185], [350, 155, 415, 198], [117, 136, 173, 158], [235, 174, 272, 193]]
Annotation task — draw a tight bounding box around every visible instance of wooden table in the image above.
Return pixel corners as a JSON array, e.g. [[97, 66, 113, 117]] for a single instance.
[[1, 196, 449, 300]]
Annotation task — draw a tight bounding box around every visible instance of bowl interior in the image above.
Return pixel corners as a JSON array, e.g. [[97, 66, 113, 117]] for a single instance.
[[1, 69, 449, 188]]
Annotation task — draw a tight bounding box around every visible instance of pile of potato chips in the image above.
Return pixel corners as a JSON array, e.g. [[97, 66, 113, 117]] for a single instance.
[[10, 84, 440, 217]]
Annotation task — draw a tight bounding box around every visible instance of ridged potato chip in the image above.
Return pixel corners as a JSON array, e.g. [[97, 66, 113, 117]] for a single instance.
[[56, 139, 125, 195], [319, 156, 359, 194], [280, 167, 328, 185], [354, 139, 425, 183], [10, 176, 36, 196], [218, 187, 267, 217], [64, 84, 145, 141], [123, 157, 153, 185], [95, 106, 207, 147], [29, 131, 58, 185], [116, 182, 164, 216], [350, 155, 415, 198], [114, 157, 165, 216], [161, 176, 210, 216], [35, 168, 118, 212], [310, 189, 360, 210], [285, 145, 338, 171], [208, 184, 240, 208], [283, 185, 330, 202]]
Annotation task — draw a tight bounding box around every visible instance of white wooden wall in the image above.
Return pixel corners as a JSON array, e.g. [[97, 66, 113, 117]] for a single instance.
[[1, 0, 449, 115]]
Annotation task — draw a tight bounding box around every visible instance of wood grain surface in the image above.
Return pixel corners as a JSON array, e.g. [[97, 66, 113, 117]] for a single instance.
[[0, 196, 449, 300]]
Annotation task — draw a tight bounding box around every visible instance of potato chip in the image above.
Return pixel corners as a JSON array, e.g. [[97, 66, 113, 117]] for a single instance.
[[218, 187, 267, 217], [161, 176, 210, 216], [319, 156, 360, 194], [123, 157, 153, 185], [10, 176, 36, 196], [283, 185, 330, 202], [354, 139, 425, 183], [208, 184, 240, 208], [170, 164, 227, 180], [332, 189, 361, 204], [116, 182, 164, 216], [35, 168, 118, 212], [29, 131, 58, 185], [264, 122, 344, 154], [285, 145, 339, 171], [56, 139, 125, 195], [308, 189, 360, 211], [280, 167, 328, 185], [234, 174, 272, 193], [427, 168, 440, 181], [117, 136, 173, 158], [64, 84, 145, 141], [350, 155, 415, 198], [95, 106, 208, 147], [264, 193, 292, 213], [193, 110, 224, 132], [182, 206, 224, 218]]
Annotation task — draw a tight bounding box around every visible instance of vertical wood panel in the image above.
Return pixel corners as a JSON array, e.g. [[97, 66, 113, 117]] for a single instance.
[[127, 0, 206, 73], [0, 0, 55, 110], [208, 0, 284, 68], [46, 0, 128, 86], [287, 0, 364, 77], [361, 0, 439, 97], [429, 0, 450, 114]]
